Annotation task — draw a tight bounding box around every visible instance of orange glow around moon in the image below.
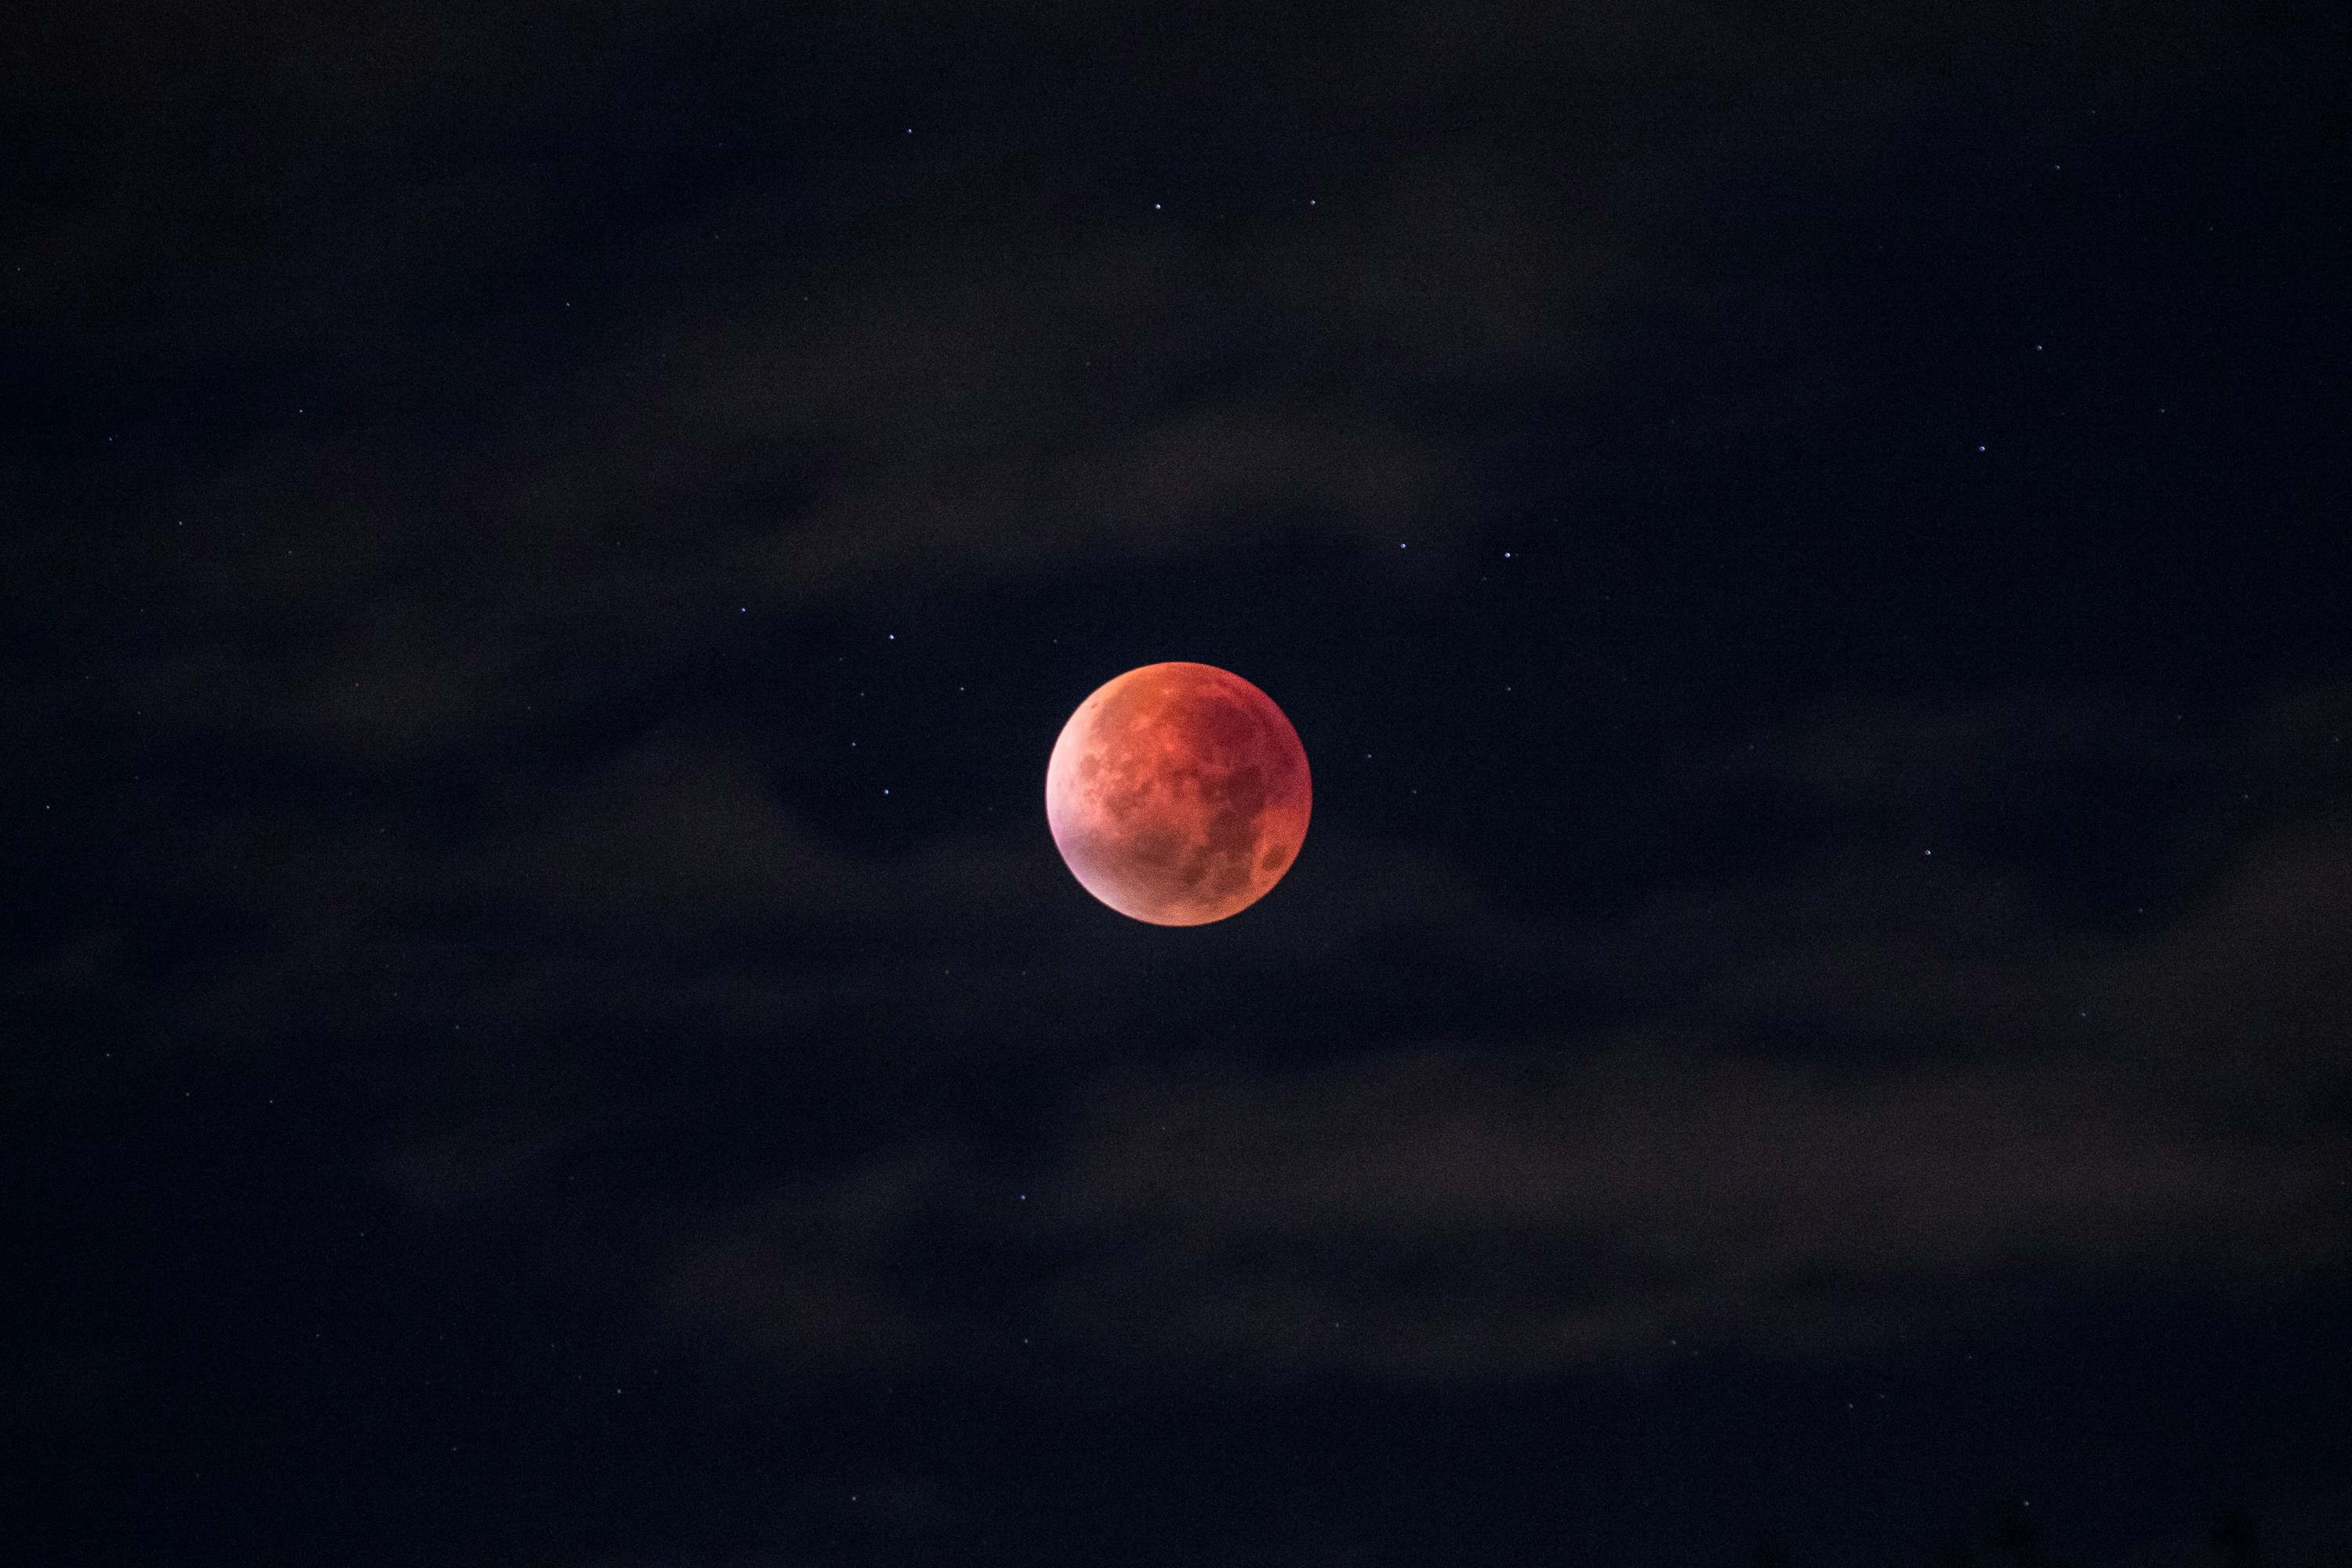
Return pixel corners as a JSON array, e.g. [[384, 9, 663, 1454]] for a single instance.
[[1046, 662, 1312, 926]]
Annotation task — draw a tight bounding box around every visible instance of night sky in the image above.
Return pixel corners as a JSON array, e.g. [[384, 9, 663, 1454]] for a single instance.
[[7, 2, 2351, 1564]]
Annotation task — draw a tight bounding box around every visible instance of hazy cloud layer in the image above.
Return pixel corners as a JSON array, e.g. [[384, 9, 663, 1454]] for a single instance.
[[650, 691, 2352, 1379]]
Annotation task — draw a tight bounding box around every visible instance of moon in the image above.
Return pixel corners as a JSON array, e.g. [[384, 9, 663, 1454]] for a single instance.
[[1046, 662, 1312, 925]]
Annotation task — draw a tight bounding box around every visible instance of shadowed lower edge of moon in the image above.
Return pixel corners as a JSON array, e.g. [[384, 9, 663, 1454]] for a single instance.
[[1051, 813, 1301, 925]]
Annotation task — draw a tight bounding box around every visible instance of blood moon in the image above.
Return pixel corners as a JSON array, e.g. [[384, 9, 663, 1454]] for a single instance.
[[1046, 662, 1312, 925]]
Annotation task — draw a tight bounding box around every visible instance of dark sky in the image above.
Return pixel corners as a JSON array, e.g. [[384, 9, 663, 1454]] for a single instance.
[[7, 2, 2351, 1564]]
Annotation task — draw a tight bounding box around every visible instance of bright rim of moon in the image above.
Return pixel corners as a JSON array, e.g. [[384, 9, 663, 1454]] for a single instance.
[[1045, 662, 1312, 926]]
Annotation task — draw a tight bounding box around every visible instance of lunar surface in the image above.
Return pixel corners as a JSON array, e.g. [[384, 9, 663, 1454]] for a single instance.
[[1045, 662, 1312, 925]]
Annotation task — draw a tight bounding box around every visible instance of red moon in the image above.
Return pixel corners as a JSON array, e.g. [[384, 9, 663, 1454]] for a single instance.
[[1046, 662, 1312, 925]]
